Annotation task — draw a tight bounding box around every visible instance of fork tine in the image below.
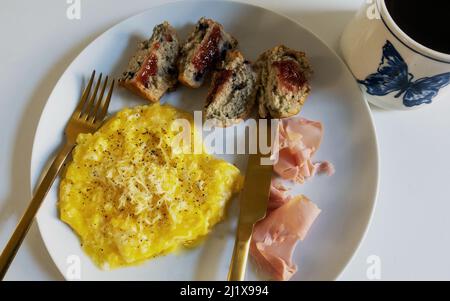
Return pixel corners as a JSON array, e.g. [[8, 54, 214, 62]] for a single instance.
[[89, 75, 109, 122], [82, 73, 102, 120], [96, 79, 115, 122], [74, 70, 95, 115]]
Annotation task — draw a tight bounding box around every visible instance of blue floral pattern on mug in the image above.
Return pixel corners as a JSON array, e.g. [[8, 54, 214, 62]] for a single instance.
[[357, 40, 450, 107]]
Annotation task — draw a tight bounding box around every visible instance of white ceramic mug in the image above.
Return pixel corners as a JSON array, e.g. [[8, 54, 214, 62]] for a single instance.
[[340, 0, 450, 110]]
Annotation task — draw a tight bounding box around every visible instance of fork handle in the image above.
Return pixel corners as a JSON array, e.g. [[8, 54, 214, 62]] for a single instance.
[[228, 221, 254, 281], [0, 143, 74, 280]]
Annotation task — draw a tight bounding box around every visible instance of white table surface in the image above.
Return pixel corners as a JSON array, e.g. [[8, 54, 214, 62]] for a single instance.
[[1, 0, 449, 281]]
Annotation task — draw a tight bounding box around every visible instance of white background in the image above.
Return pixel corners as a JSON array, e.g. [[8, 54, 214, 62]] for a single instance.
[[1, 0, 449, 281]]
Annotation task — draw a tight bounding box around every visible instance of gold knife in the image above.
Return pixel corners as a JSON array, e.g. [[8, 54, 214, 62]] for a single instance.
[[227, 120, 275, 281]]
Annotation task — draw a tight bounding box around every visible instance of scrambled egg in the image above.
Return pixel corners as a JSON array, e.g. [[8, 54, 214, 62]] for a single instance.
[[59, 104, 243, 269]]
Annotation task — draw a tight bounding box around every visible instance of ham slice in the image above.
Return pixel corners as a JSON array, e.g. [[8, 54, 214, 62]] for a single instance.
[[249, 116, 333, 281], [250, 194, 321, 281], [274, 117, 334, 183], [314, 161, 335, 176], [268, 179, 291, 210]]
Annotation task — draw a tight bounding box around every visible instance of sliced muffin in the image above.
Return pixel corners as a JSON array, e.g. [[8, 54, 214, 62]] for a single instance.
[[178, 17, 238, 88], [256, 45, 312, 118], [204, 50, 257, 127], [120, 22, 179, 102]]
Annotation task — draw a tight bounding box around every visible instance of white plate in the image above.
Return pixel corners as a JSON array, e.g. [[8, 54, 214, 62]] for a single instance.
[[31, 0, 379, 281]]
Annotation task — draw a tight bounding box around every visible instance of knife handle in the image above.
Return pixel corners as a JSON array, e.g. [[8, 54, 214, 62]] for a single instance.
[[228, 221, 254, 281]]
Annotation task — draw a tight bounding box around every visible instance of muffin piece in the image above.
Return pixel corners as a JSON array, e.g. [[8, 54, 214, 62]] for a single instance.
[[256, 45, 312, 118], [120, 22, 179, 102], [204, 51, 257, 127], [178, 17, 238, 88]]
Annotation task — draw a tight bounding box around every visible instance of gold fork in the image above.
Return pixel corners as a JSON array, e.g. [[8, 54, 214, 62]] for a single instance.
[[0, 71, 115, 280]]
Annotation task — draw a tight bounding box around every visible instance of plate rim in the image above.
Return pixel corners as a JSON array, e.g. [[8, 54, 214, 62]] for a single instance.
[[30, 0, 380, 281]]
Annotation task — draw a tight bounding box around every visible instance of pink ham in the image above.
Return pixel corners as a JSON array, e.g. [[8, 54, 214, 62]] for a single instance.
[[249, 116, 333, 281], [268, 179, 291, 210], [250, 195, 321, 281], [274, 117, 334, 183], [314, 161, 335, 176]]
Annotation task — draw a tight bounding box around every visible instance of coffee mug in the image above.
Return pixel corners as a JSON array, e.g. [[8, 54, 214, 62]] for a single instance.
[[340, 0, 450, 110]]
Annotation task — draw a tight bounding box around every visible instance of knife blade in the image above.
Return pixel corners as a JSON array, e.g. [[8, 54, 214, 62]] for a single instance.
[[227, 119, 276, 281]]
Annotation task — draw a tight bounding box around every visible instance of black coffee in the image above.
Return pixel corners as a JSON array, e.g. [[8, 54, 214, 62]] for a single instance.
[[385, 0, 450, 54]]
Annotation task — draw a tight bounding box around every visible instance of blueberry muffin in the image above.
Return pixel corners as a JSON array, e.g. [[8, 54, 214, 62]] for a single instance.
[[178, 18, 238, 88], [120, 22, 180, 102], [256, 45, 312, 118], [204, 50, 257, 127]]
